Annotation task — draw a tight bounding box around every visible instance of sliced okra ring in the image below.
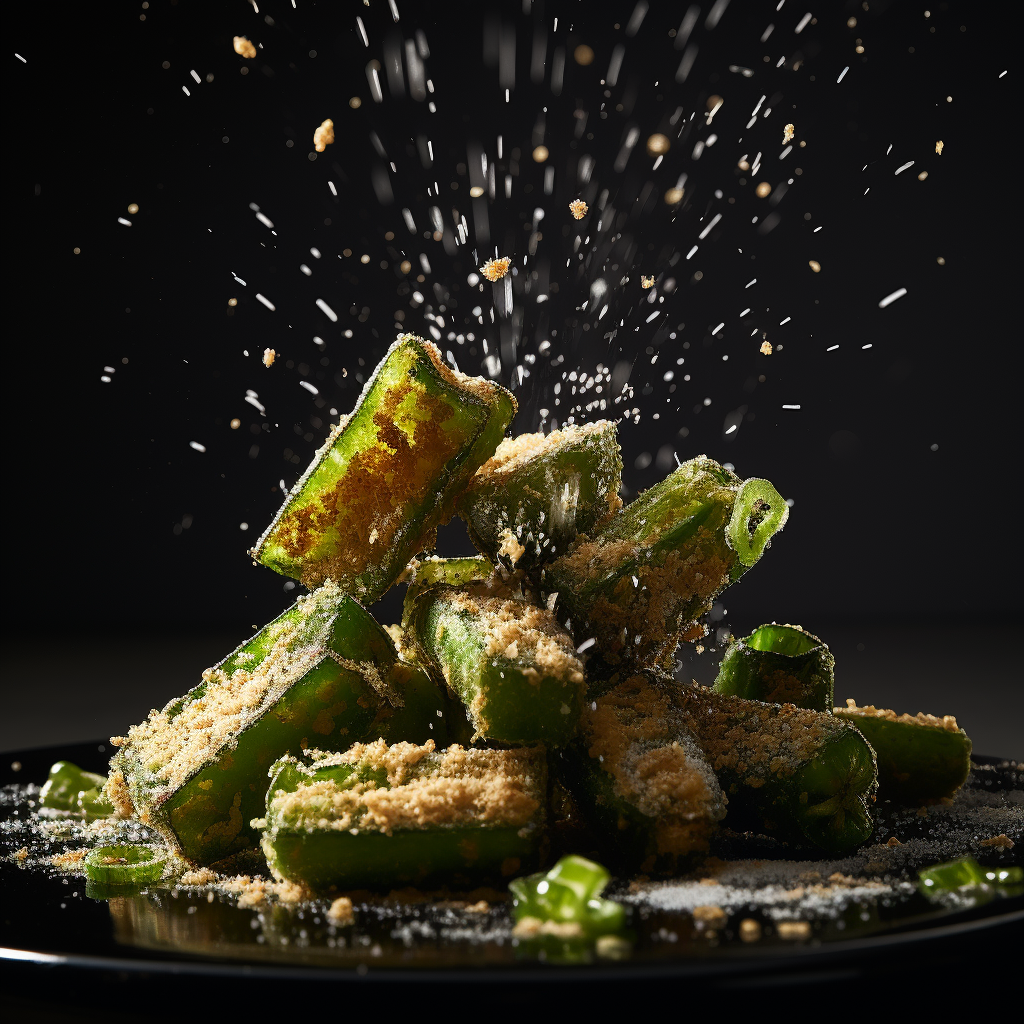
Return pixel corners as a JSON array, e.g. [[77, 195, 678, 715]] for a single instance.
[[675, 685, 877, 852], [257, 742, 547, 891], [714, 623, 834, 711], [84, 844, 166, 885], [111, 583, 402, 864], [459, 421, 623, 578], [834, 700, 972, 803], [543, 456, 788, 670], [556, 672, 727, 872], [509, 854, 625, 937], [407, 578, 586, 746], [252, 334, 516, 598]]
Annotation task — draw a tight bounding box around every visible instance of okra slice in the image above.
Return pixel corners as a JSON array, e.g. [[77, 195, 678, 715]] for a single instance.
[[714, 623, 834, 711], [459, 421, 623, 577], [556, 673, 727, 872], [543, 456, 789, 668], [676, 686, 877, 852], [834, 701, 972, 804], [509, 855, 625, 936], [252, 335, 516, 596], [400, 555, 494, 627], [110, 583, 400, 864], [407, 577, 586, 746], [257, 740, 547, 891]]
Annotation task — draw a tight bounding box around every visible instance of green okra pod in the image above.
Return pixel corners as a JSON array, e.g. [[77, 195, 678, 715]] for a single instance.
[[714, 623, 834, 711], [407, 577, 586, 746], [834, 700, 972, 804], [109, 583, 402, 864], [459, 421, 623, 577], [374, 625, 449, 746], [252, 335, 516, 597], [556, 672, 727, 872], [257, 740, 547, 891], [675, 685, 877, 852], [543, 456, 789, 668]]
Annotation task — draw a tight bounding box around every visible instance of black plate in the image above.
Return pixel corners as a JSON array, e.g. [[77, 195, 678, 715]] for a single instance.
[[2, 740, 1021, 1010]]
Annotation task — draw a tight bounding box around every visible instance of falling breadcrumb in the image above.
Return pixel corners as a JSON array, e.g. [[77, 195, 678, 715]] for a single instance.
[[760, 340, 773, 355], [641, 276, 655, 289], [569, 199, 588, 220], [935, 140, 944, 155], [979, 834, 1014, 850], [808, 261, 821, 273], [313, 119, 335, 153], [327, 896, 355, 925], [263, 348, 276, 367], [233, 36, 257, 59], [480, 256, 512, 282], [755, 182, 772, 199], [776, 920, 811, 939], [783, 124, 795, 145]]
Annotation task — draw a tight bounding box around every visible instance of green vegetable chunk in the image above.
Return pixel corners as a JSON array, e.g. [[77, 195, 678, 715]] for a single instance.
[[556, 673, 727, 872], [110, 583, 403, 864], [258, 741, 547, 891], [509, 855, 625, 937], [252, 335, 516, 597], [543, 456, 789, 668], [834, 701, 972, 803], [714, 623, 834, 711], [459, 422, 623, 577], [675, 684, 877, 852], [407, 576, 586, 746], [375, 625, 449, 746], [400, 555, 494, 626], [919, 857, 1023, 901], [84, 844, 166, 885], [39, 761, 114, 821]]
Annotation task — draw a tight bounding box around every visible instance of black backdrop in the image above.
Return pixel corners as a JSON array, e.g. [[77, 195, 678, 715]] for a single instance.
[[7, 0, 1019, 637]]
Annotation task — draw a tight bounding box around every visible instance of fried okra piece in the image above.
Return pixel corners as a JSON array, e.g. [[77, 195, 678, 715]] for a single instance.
[[407, 577, 586, 746], [39, 761, 114, 820], [110, 584, 401, 864], [376, 624, 449, 746], [714, 623, 834, 711], [556, 673, 727, 872], [257, 741, 547, 891], [834, 701, 972, 804], [543, 456, 789, 668], [252, 335, 516, 598], [677, 685, 877, 852], [459, 421, 622, 577]]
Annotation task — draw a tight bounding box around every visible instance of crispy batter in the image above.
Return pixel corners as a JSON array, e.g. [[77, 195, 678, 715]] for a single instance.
[[313, 119, 335, 153], [569, 199, 588, 220], [233, 36, 257, 59], [837, 699, 961, 733], [480, 257, 512, 282]]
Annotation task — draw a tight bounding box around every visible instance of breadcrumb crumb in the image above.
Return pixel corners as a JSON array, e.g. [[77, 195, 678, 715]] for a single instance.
[[783, 124, 795, 145], [328, 895, 355, 924], [569, 199, 588, 220], [233, 36, 257, 59], [641, 276, 655, 289], [263, 348, 276, 367], [979, 834, 1014, 850], [480, 256, 512, 282], [313, 119, 335, 153], [760, 340, 773, 355]]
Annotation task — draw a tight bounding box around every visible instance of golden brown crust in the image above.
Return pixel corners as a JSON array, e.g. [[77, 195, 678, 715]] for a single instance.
[[836, 699, 962, 733]]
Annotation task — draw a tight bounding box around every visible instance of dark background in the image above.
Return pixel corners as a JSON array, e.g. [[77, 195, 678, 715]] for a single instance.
[[5, 0, 1020, 755]]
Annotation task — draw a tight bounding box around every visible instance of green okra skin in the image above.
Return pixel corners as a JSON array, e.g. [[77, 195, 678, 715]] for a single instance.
[[834, 702, 972, 804], [39, 761, 114, 820], [374, 626, 449, 746], [509, 855, 625, 936], [555, 673, 727, 872], [674, 685, 877, 852], [714, 623, 834, 711], [543, 456, 789, 668], [257, 743, 547, 891], [110, 584, 402, 865], [400, 555, 494, 628], [459, 421, 623, 577], [407, 579, 586, 746], [252, 335, 516, 597]]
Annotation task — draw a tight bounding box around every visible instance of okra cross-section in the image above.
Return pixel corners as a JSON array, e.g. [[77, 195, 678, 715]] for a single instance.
[[459, 421, 623, 577], [252, 334, 516, 597], [675, 685, 877, 852], [257, 740, 547, 891], [834, 700, 972, 804], [714, 623, 834, 711], [108, 583, 401, 865], [557, 672, 727, 873], [407, 577, 586, 746], [544, 456, 789, 668]]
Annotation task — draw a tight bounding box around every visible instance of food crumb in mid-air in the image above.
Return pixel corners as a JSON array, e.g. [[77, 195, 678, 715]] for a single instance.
[[646, 133, 670, 156], [641, 276, 655, 289], [313, 119, 335, 153], [233, 36, 257, 59], [263, 348, 276, 367], [739, 918, 762, 942], [783, 124, 795, 144], [327, 896, 355, 925], [480, 256, 512, 282], [935, 140, 944, 155], [776, 921, 811, 940], [569, 199, 588, 220], [532, 146, 549, 163], [760, 340, 773, 355], [470, 186, 485, 198], [808, 261, 821, 273], [755, 182, 772, 199], [664, 187, 685, 205]]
